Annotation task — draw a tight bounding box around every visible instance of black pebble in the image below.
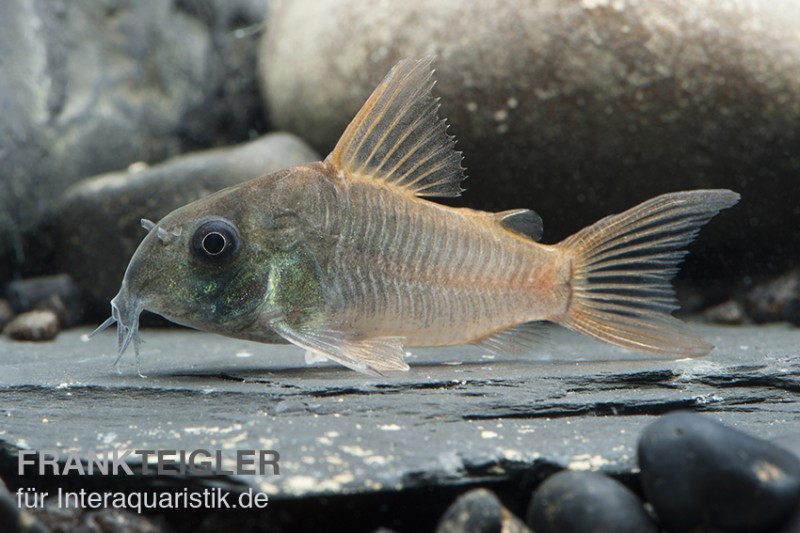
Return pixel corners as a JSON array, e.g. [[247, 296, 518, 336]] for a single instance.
[[638, 411, 800, 532], [778, 506, 800, 533], [0, 479, 21, 533], [773, 434, 800, 533], [772, 433, 800, 463], [436, 488, 531, 533], [0, 478, 50, 533], [526, 470, 657, 533]]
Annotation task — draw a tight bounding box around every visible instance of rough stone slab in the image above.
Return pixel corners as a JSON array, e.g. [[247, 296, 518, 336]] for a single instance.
[[0, 322, 798, 502]]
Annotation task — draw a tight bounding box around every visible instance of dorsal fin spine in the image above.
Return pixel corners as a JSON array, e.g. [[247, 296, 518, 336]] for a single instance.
[[326, 58, 465, 198], [361, 79, 435, 176], [405, 154, 455, 194], [349, 77, 415, 175], [388, 126, 442, 187], [381, 100, 438, 183]]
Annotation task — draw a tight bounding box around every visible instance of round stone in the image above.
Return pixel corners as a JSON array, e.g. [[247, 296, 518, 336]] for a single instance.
[[638, 411, 800, 532], [436, 488, 531, 533], [4, 310, 60, 341], [526, 470, 657, 533]]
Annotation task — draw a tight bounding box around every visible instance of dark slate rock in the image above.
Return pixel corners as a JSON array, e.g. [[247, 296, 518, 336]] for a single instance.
[[0, 323, 798, 531], [0, 0, 268, 281], [4, 311, 60, 342], [436, 488, 531, 533], [6, 275, 84, 328], [259, 0, 800, 281], [746, 270, 800, 326], [638, 411, 800, 533], [526, 470, 656, 533], [55, 133, 319, 305]]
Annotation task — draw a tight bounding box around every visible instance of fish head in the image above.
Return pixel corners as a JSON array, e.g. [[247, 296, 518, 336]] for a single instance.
[[92, 184, 279, 362]]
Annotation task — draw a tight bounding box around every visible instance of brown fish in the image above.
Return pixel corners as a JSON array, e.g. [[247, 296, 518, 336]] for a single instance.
[[92, 59, 739, 375]]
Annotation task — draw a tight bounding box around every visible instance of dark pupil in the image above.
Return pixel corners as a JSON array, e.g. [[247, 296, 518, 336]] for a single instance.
[[192, 219, 239, 265], [202, 232, 226, 255]]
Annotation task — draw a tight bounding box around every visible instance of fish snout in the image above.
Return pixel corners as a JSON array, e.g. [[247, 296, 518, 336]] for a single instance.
[[90, 287, 145, 365], [110, 289, 145, 363]]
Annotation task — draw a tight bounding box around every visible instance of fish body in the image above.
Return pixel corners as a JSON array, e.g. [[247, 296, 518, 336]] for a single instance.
[[94, 59, 739, 375]]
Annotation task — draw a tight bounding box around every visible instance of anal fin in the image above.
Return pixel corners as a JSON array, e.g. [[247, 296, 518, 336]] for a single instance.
[[271, 319, 409, 376], [474, 321, 548, 357]]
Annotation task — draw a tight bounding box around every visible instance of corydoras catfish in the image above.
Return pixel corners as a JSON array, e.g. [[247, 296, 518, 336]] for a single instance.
[[92, 59, 739, 376]]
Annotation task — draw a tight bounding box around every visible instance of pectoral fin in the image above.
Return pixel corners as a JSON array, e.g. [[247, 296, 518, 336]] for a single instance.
[[304, 349, 328, 365], [326, 58, 465, 198], [271, 319, 409, 376]]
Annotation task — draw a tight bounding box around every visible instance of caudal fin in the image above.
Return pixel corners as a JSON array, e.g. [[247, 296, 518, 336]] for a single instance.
[[557, 189, 739, 357]]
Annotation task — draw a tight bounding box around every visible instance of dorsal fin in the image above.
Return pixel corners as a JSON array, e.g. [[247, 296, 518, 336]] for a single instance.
[[326, 58, 466, 198], [494, 209, 544, 241]]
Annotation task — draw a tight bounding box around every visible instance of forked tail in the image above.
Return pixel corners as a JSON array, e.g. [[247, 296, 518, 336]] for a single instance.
[[557, 189, 739, 357]]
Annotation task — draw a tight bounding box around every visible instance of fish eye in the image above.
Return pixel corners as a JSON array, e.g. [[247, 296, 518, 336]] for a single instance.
[[191, 219, 240, 264]]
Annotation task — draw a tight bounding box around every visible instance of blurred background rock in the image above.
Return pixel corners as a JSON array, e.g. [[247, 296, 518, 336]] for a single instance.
[[1, 0, 272, 280], [1, 0, 798, 326]]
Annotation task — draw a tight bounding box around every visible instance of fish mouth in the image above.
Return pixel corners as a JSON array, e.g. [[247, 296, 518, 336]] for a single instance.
[[89, 286, 146, 367]]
